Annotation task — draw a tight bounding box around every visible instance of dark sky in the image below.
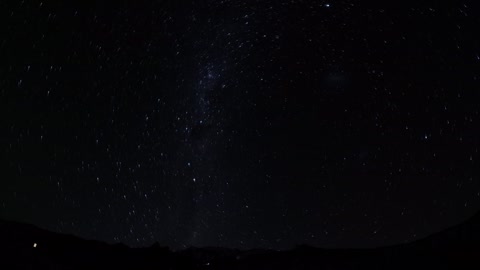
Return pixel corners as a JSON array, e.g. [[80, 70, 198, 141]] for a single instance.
[[1, 0, 480, 250]]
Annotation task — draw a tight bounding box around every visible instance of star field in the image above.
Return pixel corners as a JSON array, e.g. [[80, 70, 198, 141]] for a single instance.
[[1, 0, 480, 250]]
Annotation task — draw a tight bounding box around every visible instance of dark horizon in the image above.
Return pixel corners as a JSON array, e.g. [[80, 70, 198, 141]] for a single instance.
[[3, 208, 480, 251], [1, 210, 480, 270]]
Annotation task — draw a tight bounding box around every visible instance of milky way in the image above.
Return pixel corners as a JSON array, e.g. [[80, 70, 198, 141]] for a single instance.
[[1, 1, 480, 250]]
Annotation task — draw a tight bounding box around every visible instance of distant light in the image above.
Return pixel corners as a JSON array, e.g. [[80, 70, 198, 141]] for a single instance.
[[33, 243, 37, 248], [325, 4, 330, 7]]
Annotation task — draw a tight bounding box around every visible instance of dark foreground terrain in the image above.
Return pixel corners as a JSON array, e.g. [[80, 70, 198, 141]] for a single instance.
[[1, 213, 480, 270]]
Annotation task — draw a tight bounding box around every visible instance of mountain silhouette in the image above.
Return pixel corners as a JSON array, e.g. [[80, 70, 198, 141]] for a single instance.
[[1, 212, 480, 269]]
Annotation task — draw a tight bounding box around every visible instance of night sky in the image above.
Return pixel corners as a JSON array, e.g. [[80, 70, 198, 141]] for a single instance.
[[1, 1, 480, 250]]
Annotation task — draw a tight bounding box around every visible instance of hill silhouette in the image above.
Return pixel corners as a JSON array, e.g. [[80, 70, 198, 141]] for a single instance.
[[1, 212, 480, 269]]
